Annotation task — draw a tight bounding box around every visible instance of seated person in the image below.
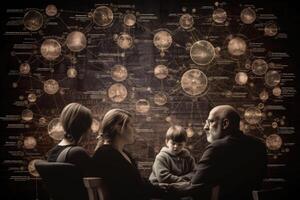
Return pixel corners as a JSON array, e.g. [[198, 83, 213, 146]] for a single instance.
[[92, 108, 166, 200], [47, 102, 93, 176], [149, 125, 196, 184]]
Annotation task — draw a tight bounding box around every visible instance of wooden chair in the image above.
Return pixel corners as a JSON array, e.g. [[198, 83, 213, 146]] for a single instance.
[[83, 177, 109, 200], [252, 187, 285, 200]]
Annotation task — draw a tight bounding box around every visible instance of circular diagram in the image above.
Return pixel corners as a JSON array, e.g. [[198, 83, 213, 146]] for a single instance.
[[108, 83, 127, 103], [93, 6, 113, 27], [23, 136, 37, 149], [252, 59, 268, 75], [244, 107, 263, 125], [45, 4, 58, 17], [179, 14, 194, 29], [40, 39, 61, 61], [154, 64, 168, 79], [240, 7, 256, 24], [136, 99, 150, 113], [153, 30, 173, 51], [23, 10, 43, 31], [48, 118, 65, 141], [190, 40, 215, 65], [212, 8, 227, 23], [117, 33, 133, 49], [124, 13, 136, 27], [19, 63, 31, 75], [111, 65, 128, 82], [181, 69, 208, 96], [44, 79, 59, 95], [22, 109, 33, 121], [235, 72, 248, 85], [227, 36, 247, 56], [265, 70, 281, 87], [266, 134, 283, 150], [66, 31, 87, 52], [154, 92, 168, 106]]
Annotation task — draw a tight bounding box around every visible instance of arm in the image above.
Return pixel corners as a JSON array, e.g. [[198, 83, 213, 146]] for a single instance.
[[68, 146, 93, 176], [182, 155, 196, 181], [153, 156, 186, 183]]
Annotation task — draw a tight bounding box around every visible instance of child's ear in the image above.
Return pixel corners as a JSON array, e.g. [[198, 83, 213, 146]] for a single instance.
[[165, 139, 168, 146]]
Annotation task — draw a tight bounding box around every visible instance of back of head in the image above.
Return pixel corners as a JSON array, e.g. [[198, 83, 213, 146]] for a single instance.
[[95, 108, 131, 150], [212, 105, 241, 133], [60, 103, 92, 143], [166, 125, 187, 142]]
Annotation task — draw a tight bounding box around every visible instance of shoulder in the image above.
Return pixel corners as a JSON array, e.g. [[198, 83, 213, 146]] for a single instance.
[[68, 146, 90, 158]]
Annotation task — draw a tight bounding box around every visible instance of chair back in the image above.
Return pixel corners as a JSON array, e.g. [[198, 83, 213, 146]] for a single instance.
[[35, 160, 88, 200], [83, 177, 109, 200], [252, 187, 285, 200]]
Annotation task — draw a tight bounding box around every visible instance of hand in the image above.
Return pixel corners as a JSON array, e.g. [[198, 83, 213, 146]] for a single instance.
[[158, 183, 169, 190], [169, 181, 191, 190]]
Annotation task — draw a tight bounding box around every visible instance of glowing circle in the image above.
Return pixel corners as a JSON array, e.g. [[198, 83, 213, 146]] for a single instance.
[[28, 93, 37, 103], [111, 65, 128, 82], [181, 69, 208, 96], [259, 90, 269, 101], [179, 14, 194, 29], [190, 40, 215, 65], [153, 31, 173, 51], [48, 118, 65, 141], [240, 7, 256, 24], [40, 39, 61, 61], [136, 99, 150, 114], [212, 8, 227, 23], [44, 79, 59, 95], [264, 22, 278, 36], [235, 72, 248, 85], [108, 83, 127, 103], [19, 63, 31, 75], [117, 33, 133, 49], [124, 13, 136, 27], [252, 59, 268, 75], [23, 136, 37, 149], [23, 10, 43, 31], [272, 87, 282, 96], [266, 134, 283, 150], [154, 92, 168, 106], [154, 65, 168, 79], [93, 6, 113, 27], [67, 68, 77, 78], [45, 4, 58, 17], [265, 70, 281, 87], [227, 37, 247, 56], [66, 31, 87, 52], [22, 109, 33, 121], [244, 107, 262, 125]]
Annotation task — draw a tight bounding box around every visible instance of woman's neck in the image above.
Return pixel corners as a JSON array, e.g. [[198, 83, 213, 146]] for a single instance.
[[104, 139, 125, 152], [58, 138, 75, 146]]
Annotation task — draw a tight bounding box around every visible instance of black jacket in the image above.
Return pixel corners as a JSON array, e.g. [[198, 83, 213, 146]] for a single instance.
[[92, 144, 165, 200], [175, 132, 267, 200]]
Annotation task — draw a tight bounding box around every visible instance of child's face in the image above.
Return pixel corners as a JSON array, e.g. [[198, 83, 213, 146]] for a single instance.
[[166, 139, 186, 155]]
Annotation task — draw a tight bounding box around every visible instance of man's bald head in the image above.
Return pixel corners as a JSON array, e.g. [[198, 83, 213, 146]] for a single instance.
[[210, 105, 240, 131]]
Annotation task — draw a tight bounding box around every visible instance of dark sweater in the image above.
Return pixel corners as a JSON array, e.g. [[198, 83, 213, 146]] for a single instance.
[[92, 144, 165, 200], [47, 144, 93, 176]]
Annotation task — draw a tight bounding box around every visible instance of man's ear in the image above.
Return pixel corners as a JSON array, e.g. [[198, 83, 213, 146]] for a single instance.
[[222, 118, 229, 129]]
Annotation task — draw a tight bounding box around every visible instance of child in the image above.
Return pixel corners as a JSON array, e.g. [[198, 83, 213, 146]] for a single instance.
[[149, 125, 196, 184]]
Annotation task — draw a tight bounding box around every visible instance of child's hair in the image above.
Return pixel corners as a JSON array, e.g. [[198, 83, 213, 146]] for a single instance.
[[165, 125, 187, 143]]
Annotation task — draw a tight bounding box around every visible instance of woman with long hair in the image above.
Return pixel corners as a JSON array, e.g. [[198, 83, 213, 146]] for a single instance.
[[93, 108, 166, 200]]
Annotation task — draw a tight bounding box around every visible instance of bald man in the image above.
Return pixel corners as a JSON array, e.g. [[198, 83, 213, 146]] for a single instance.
[[171, 105, 267, 200]]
